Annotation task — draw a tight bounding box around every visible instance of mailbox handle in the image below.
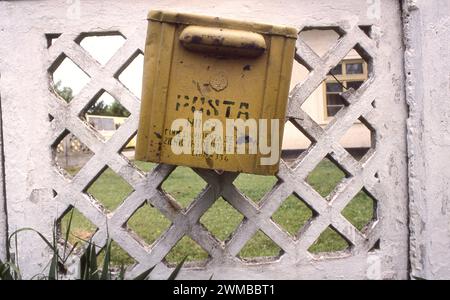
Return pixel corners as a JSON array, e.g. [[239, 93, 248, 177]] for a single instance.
[[179, 26, 266, 58]]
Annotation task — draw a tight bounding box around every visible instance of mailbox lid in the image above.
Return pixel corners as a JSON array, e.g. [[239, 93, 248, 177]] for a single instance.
[[147, 10, 298, 38]]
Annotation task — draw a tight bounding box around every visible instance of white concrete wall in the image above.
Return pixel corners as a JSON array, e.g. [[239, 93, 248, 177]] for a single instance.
[[404, 0, 450, 280], [0, 0, 435, 280], [0, 100, 6, 262]]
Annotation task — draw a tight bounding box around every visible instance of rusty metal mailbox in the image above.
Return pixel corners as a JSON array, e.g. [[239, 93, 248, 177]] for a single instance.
[[136, 10, 297, 175]]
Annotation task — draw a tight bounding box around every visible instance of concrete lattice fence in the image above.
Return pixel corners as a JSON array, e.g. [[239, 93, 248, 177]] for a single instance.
[[0, 0, 448, 279]]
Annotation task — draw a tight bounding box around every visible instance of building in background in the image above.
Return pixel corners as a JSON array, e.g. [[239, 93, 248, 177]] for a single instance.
[[282, 29, 371, 158]]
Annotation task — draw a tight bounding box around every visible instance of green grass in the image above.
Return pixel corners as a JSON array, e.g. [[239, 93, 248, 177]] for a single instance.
[[61, 158, 375, 266]]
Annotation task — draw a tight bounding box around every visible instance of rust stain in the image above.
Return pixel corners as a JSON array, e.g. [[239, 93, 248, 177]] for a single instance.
[[205, 156, 214, 168]]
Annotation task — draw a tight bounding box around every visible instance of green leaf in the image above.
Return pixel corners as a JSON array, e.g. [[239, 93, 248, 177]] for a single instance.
[[0, 260, 6, 275], [100, 239, 112, 280], [89, 242, 99, 280], [48, 253, 58, 280], [132, 266, 156, 280], [63, 209, 75, 259], [0, 259, 21, 280], [412, 276, 427, 280], [80, 243, 91, 280], [0, 261, 13, 280], [30, 273, 47, 280], [63, 242, 79, 263], [168, 256, 187, 280], [9, 228, 61, 261], [7, 261, 21, 280]]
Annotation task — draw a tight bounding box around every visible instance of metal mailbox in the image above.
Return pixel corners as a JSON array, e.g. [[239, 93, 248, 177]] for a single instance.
[[136, 10, 297, 175]]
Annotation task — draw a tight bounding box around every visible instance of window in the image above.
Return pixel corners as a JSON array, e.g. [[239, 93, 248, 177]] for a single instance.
[[326, 82, 344, 117], [324, 59, 368, 117]]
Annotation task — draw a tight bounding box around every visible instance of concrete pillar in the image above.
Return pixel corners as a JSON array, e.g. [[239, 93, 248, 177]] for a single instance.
[[404, 0, 450, 280]]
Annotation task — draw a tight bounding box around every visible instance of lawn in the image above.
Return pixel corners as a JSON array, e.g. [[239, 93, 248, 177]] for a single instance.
[[62, 158, 375, 266]]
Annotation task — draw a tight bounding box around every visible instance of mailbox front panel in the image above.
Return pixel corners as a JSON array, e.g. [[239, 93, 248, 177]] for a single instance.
[[136, 11, 297, 175]]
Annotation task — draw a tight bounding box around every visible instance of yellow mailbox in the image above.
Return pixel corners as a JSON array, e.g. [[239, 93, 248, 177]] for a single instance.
[[136, 10, 297, 175]]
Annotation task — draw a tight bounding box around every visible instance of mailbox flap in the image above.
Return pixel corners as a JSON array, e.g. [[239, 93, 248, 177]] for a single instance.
[[147, 10, 298, 38], [179, 26, 266, 58]]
